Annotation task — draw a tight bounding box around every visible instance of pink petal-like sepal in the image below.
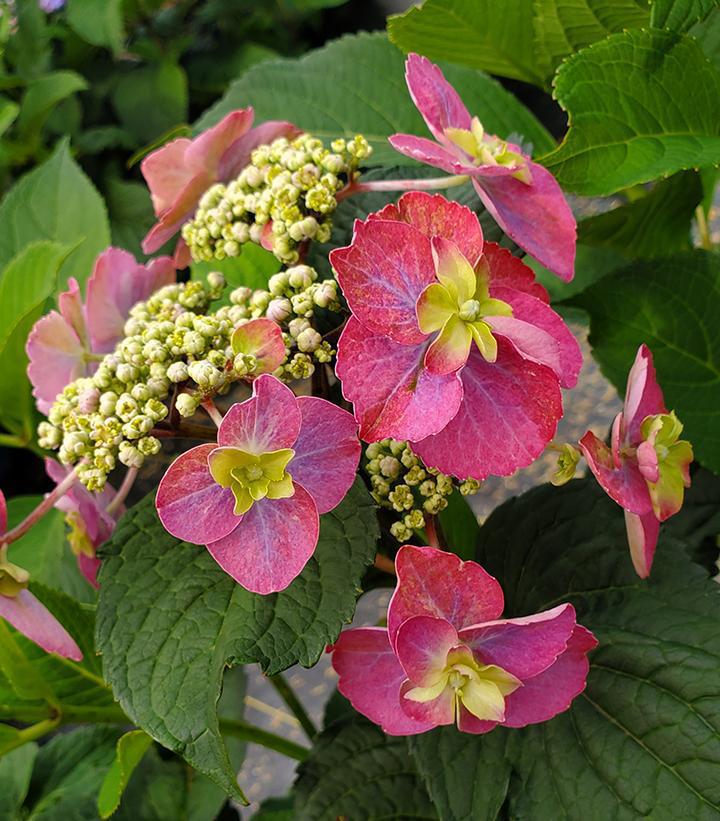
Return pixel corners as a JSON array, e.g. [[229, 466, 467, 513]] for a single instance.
[[289, 397, 360, 514], [388, 545, 504, 646], [621, 344, 667, 445], [0, 489, 6, 535], [0, 589, 82, 661], [328, 546, 596, 737], [390, 54, 577, 281], [231, 318, 286, 375]]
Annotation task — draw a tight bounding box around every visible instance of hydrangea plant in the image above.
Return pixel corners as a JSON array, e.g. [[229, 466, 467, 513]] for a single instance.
[[1, 7, 719, 818]]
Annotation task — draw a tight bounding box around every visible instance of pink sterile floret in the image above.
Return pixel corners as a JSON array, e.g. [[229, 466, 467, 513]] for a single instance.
[[26, 247, 175, 413], [330, 545, 596, 735], [156, 374, 360, 594], [0, 490, 82, 661], [579, 344, 693, 578], [389, 54, 576, 282], [141, 109, 300, 266], [331, 191, 582, 482]]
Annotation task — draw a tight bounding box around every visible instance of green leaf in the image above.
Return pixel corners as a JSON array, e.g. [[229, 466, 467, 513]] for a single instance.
[[409, 727, 511, 821], [0, 743, 37, 819], [0, 241, 67, 440], [692, 8, 720, 71], [468, 478, 720, 819], [388, 0, 549, 86], [528, 243, 626, 303], [98, 730, 153, 819], [24, 726, 122, 820], [106, 177, 155, 258], [113, 62, 188, 144], [0, 584, 118, 729], [192, 243, 282, 295], [252, 795, 294, 820], [96, 480, 379, 800], [651, 0, 720, 30], [542, 29, 720, 195], [0, 141, 110, 291], [196, 32, 554, 166], [17, 71, 87, 137], [67, 0, 124, 52], [7, 496, 95, 603], [112, 746, 188, 821], [293, 717, 436, 819], [0, 97, 19, 137], [577, 171, 703, 258], [438, 490, 480, 561], [569, 250, 720, 472], [666, 467, 720, 550], [534, 0, 651, 75]]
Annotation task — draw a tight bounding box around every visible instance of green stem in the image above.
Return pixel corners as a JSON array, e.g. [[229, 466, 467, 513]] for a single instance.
[[219, 717, 310, 761], [267, 673, 318, 740], [0, 433, 27, 448], [696, 205, 713, 250], [0, 715, 60, 755]]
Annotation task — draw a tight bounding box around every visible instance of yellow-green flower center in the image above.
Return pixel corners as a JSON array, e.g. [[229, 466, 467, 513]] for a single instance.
[[404, 646, 521, 723], [417, 247, 513, 366], [444, 117, 532, 184], [209, 446, 295, 516], [638, 411, 693, 519], [66, 511, 96, 559], [0, 545, 29, 598]]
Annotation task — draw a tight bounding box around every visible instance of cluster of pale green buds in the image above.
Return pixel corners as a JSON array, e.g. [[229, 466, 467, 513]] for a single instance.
[[38, 275, 230, 489], [364, 440, 481, 542], [221, 264, 341, 381], [181, 133, 372, 265]]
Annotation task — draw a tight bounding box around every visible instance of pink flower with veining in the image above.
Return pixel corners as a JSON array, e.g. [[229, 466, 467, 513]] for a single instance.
[[141, 110, 300, 266], [331, 191, 582, 481], [579, 344, 693, 577], [26, 247, 175, 413], [389, 54, 576, 282], [330, 545, 596, 735], [45, 459, 122, 589], [156, 375, 360, 594], [0, 490, 82, 661]]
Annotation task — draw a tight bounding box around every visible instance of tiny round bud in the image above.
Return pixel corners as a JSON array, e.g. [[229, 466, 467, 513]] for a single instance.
[[266, 297, 292, 323], [167, 362, 189, 383]]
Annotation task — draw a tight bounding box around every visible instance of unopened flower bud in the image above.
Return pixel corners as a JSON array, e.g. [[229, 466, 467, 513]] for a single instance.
[[266, 297, 292, 323], [390, 521, 412, 542], [119, 442, 144, 469], [404, 509, 425, 530], [296, 327, 322, 353], [175, 393, 200, 417], [380, 456, 401, 479], [38, 422, 62, 450], [167, 362, 189, 383], [268, 272, 290, 296], [288, 317, 310, 338]]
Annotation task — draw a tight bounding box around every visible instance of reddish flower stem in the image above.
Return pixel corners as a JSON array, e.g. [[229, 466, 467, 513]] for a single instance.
[[2, 466, 81, 546], [336, 173, 469, 203], [201, 399, 224, 428], [106, 468, 138, 517], [424, 514, 445, 549], [374, 553, 396, 575]]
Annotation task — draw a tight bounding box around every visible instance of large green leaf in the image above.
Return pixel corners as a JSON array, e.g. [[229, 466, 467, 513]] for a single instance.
[[534, 0, 650, 75], [387, 0, 548, 86], [569, 250, 720, 473], [651, 0, 720, 30], [0, 742, 37, 819], [475, 480, 720, 818], [96, 480, 378, 800], [293, 717, 437, 820], [577, 171, 703, 258], [692, 8, 720, 70], [196, 32, 554, 165], [542, 29, 720, 195], [98, 730, 153, 819], [106, 177, 155, 259], [0, 241, 67, 440], [0, 141, 110, 290], [67, 0, 124, 52], [387, 0, 649, 86], [24, 726, 122, 820]]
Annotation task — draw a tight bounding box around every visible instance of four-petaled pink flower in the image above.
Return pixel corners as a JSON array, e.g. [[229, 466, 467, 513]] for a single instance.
[[0, 490, 82, 661], [141, 109, 300, 266], [330, 545, 596, 735], [26, 247, 176, 413], [332, 191, 582, 481], [579, 344, 693, 578], [45, 459, 121, 589], [156, 374, 361, 594], [389, 54, 576, 282]]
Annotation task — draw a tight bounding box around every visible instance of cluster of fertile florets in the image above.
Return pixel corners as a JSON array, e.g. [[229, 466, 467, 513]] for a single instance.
[[181, 133, 372, 265], [364, 440, 481, 542], [37, 275, 226, 489], [226, 263, 342, 380]]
